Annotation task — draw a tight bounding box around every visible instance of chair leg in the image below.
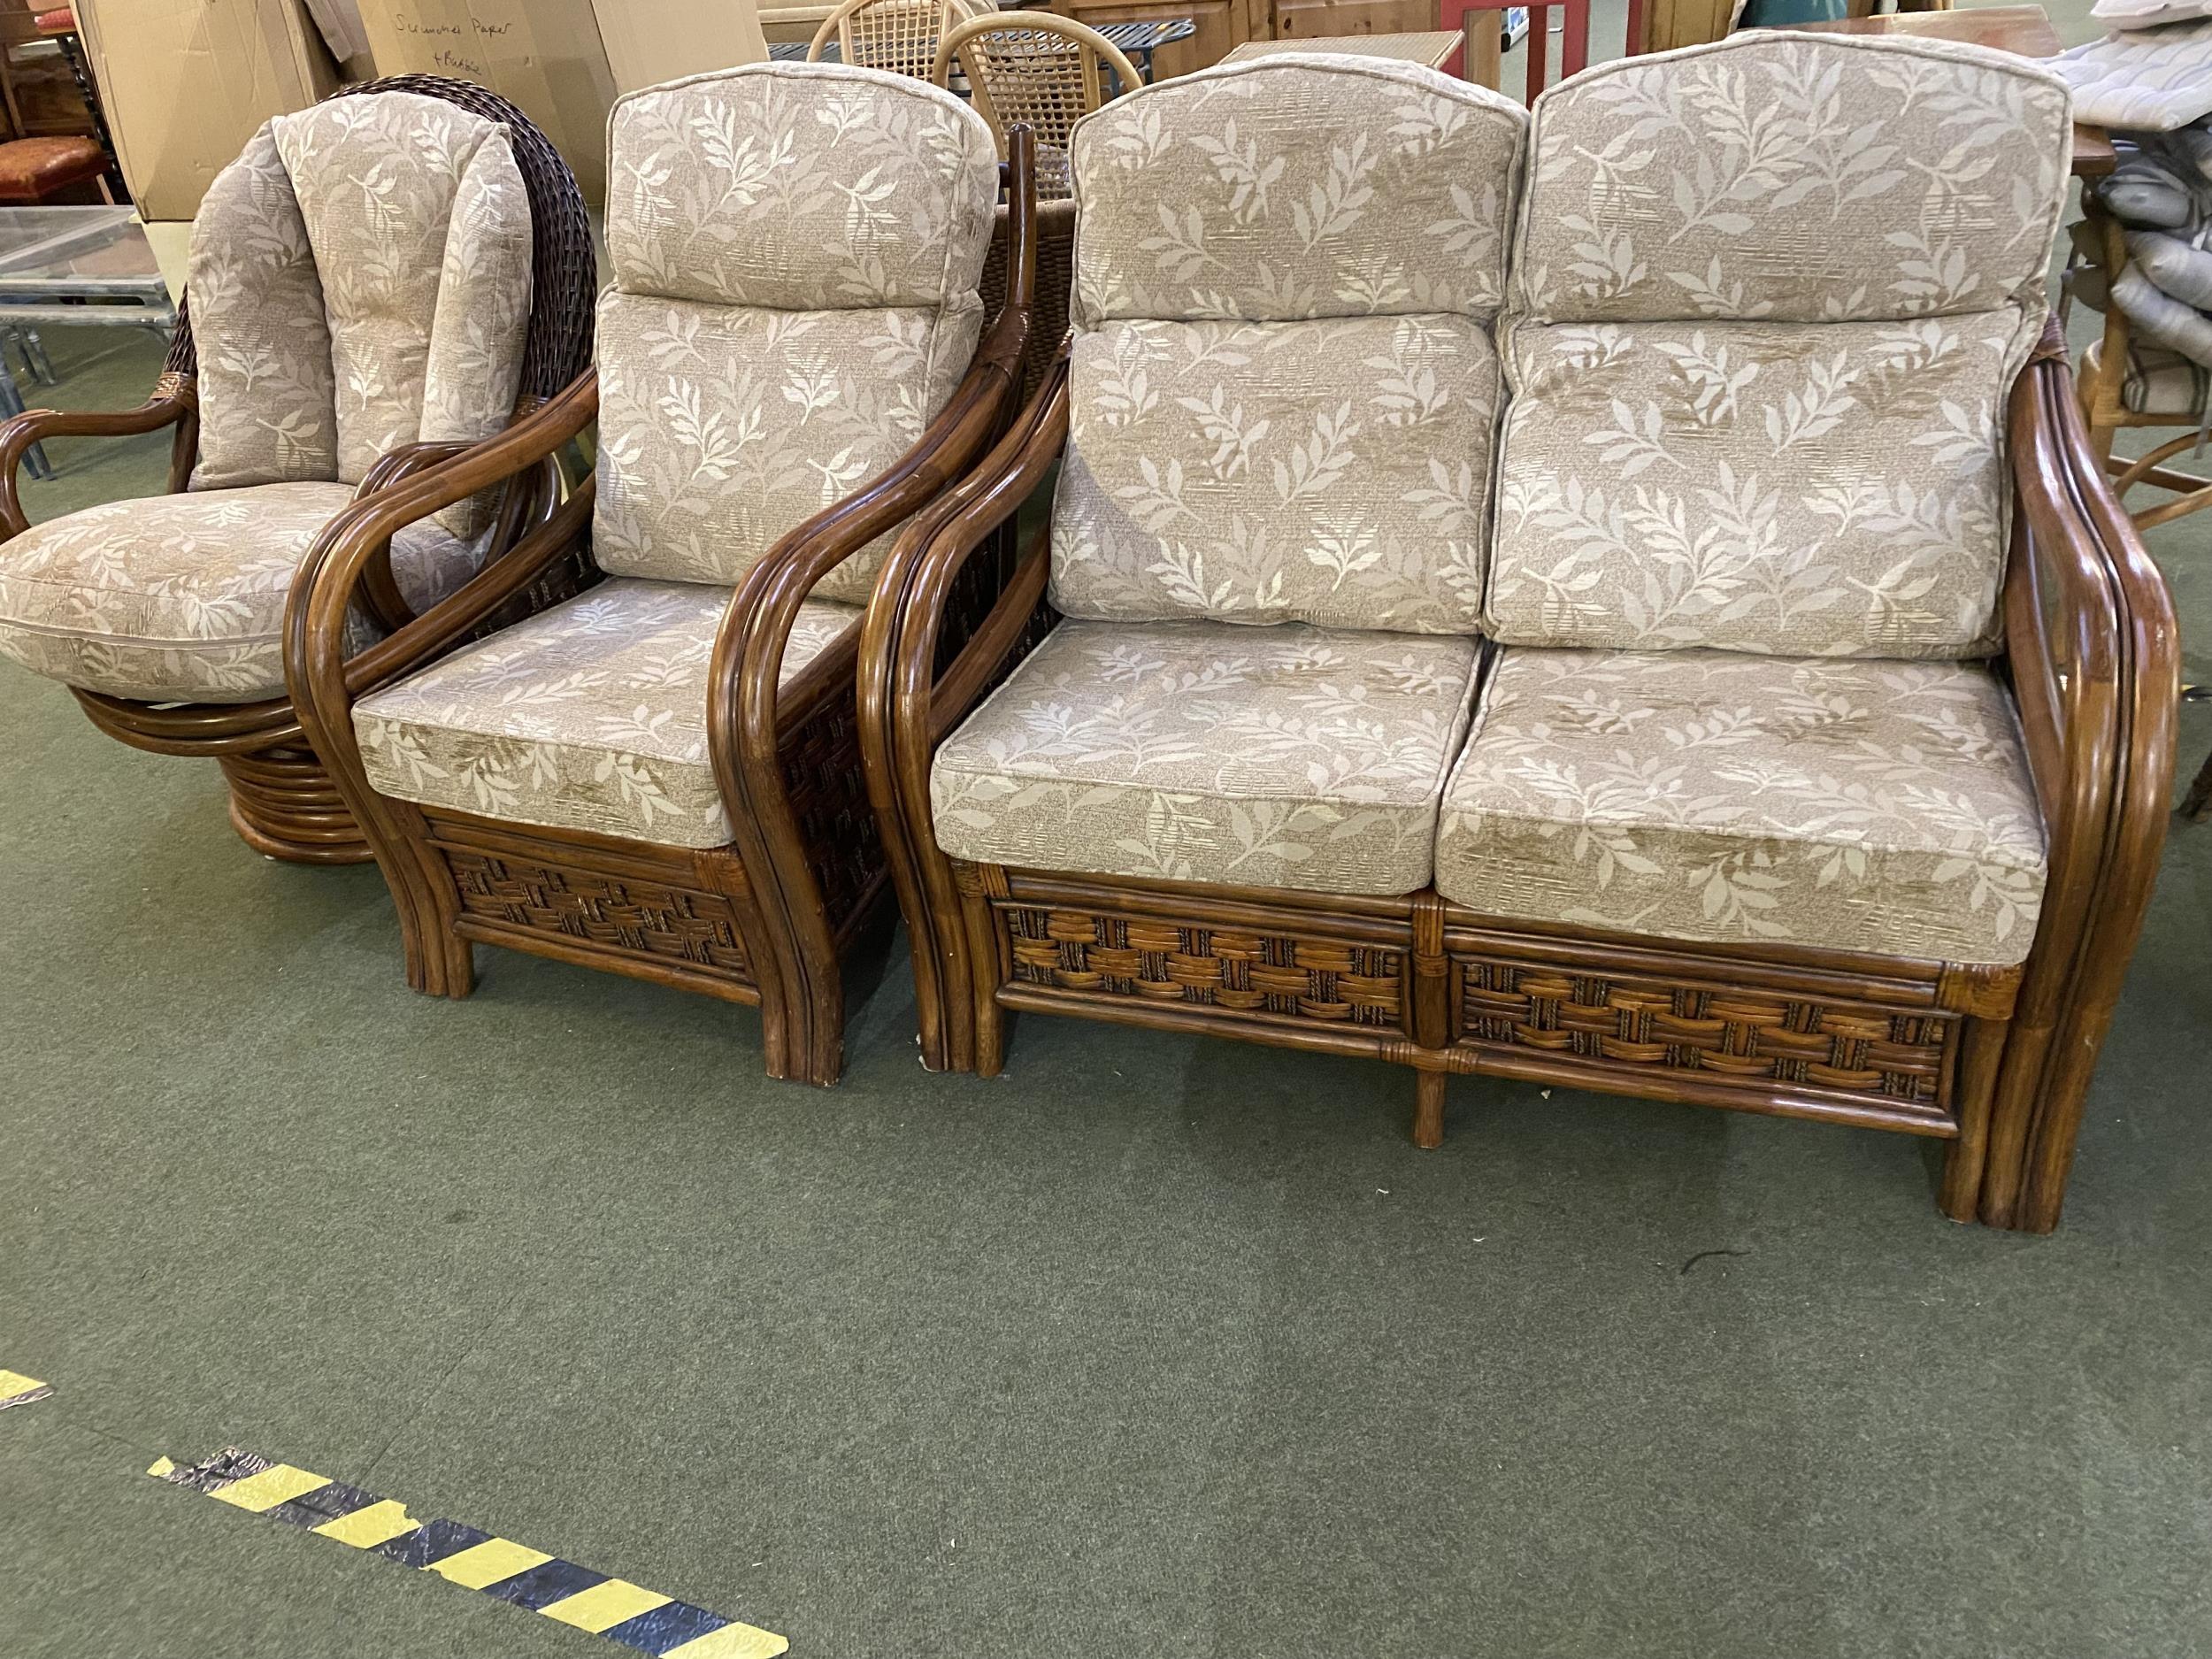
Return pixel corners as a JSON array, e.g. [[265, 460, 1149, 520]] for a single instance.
[[954, 864, 1007, 1078], [1412, 1069, 1447, 1149], [1938, 1015, 2008, 1222], [2183, 745, 2212, 821]]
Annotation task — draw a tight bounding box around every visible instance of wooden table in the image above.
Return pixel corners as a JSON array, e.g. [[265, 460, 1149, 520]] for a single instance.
[[1779, 4, 2113, 177], [1224, 30, 1464, 72]]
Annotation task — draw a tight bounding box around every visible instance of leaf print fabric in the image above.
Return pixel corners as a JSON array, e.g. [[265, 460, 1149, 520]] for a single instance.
[[1489, 33, 2074, 659], [187, 127, 339, 491], [1050, 314, 1499, 632], [593, 65, 999, 603], [1069, 55, 1527, 326], [1486, 313, 2019, 656], [270, 92, 533, 489], [929, 618, 1482, 895], [353, 578, 864, 849], [0, 482, 484, 703], [1510, 33, 2073, 326], [1051, 58, 1526, 632], [1432, 648, 2047, 966]]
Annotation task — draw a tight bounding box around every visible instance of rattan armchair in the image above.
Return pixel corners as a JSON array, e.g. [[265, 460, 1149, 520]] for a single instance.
[[807, 0, 976, 75], [934, 11, 1139, 200], [290, 65, 1039, 1087], [0, 76, 592, 864], [864, 41, 2178, 1232]]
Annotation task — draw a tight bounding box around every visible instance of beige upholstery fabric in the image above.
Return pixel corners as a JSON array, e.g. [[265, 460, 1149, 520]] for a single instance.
[[1068, 55, 1526, 326], [1489, 312, 2021, 657], [0, 483, 482, 703], [1433, 648, 2047, 965], [1487, 34, 2073, 659], [592, 290, 981, 602], [593, 64, 999, 603], [931, 618, 1482, 895], [1510, 33, 2073, 326], [1050, 58, 1526, 632], [353, 579, 863, 849], [1051, 315, 1498, 634], [188, 128, 339, 491], [270, 93, 533, 492]]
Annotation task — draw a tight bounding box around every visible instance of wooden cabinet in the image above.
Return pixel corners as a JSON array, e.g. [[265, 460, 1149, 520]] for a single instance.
[[1050, 0, 1264, 76], [1271, 0, 1435, 40]]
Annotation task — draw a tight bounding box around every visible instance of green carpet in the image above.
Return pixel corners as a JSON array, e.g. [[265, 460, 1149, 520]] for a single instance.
[[5, 99, 2212, 1659]]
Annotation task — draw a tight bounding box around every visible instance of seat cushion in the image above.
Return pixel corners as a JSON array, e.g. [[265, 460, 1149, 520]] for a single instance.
[[0, 482, 482, 703], [930, 618, 1482, 895], [352, 578, 864, 849], [1432, 648, 2047, 966], [0, 135, 106, 200]]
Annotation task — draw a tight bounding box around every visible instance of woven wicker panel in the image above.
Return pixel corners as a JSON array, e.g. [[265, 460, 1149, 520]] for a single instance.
[[1005, 906, 1406, 1028], [842, 0, 963, 76], [447, 849, 751, 979], [1454, 957, 1952, 1106], [978, 198, 1075, 400]]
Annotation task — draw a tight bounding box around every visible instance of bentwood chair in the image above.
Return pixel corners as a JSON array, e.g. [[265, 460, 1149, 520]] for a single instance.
[[0, 76, 592, 864], [864, 39, 2177, 1232], [934, 12, 1141, 199], [290, 64, 1039, 1087], [807, 0, 976, 76]]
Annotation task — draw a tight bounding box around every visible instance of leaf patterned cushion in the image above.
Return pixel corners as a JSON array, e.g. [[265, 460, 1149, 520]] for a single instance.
[[0, 483, 483, 704], [593, 64, 998, 603], [1068, 56, 1527, 327], [1050, 315, 1498, 633], [189, 93, 534, 541], [352, 578, 863, 849], [1488, 313, 2020, 657], [1052, 58, 1526, 633], [1510, 33, 2072, 326], [1488, 34, 2073, 659], [1432, 648, 2047, 966], [929, 618, 1481, 895]]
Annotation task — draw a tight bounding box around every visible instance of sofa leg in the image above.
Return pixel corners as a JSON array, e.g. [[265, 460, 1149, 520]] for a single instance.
[[1412, 1070, 1446, 1149], [1938, 1015, 2008, 1222]]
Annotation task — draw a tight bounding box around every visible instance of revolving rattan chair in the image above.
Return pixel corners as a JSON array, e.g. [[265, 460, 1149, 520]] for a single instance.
[[0, 76, 592, 864]]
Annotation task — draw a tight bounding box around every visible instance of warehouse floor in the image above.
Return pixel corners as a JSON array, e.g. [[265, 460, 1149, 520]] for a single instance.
[[5, 15, 2212, 1655]]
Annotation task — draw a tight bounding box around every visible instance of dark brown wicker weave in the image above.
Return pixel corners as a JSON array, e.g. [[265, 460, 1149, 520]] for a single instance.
[[0, 75, 595, 866], [286, 133, 1044, 1089]]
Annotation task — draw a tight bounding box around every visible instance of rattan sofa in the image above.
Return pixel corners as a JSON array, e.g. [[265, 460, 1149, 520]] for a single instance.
[[289, 63, 1040, 1087], [0, 76, 593, 864], [865, 38, 2179, 1231]]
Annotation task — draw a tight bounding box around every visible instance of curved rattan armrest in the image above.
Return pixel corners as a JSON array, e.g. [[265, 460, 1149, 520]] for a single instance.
[[0, 384, 196, 539], [286, 370, 598, 725], [710, 128, 1041, 785]]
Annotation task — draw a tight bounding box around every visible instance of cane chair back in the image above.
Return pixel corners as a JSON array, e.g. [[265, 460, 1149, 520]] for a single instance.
[[808, 0, 974, 76], [934, 12, 1141, 198]]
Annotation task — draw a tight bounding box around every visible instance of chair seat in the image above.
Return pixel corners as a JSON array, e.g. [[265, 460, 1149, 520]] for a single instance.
[[0, 481, 481, 703], [0, 135, 105, 200], [353, 578, 864, 849], [2119, 340, 2210, 417], [1432, 649, 2048, 966], [930, 618, 1483, 895]]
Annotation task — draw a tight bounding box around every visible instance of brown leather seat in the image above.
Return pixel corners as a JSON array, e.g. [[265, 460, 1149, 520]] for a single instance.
[[0, 134, 106, 202], [32, 8, 76, 32]]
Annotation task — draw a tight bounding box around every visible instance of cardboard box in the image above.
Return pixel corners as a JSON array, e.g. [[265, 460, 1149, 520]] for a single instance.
[[354, 0, 620, 201], [75, 0, 353, 222], [591, 0, 765, 98]]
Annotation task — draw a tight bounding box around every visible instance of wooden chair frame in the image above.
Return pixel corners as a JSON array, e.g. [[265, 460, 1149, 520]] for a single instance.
[[933, 12, 1141, 197], [0, 75, 595, 865], [862, 326, 2179, 1233], [286, 137, 1041, 1089], [807, 0, 976, 76]]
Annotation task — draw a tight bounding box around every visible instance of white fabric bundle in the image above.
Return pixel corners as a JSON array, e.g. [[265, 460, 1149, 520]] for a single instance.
[[2055, 18, 2212, 128]]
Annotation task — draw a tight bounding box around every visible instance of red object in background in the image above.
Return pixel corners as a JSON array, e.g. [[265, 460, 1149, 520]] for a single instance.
[[1440, 0, 1592, 102]]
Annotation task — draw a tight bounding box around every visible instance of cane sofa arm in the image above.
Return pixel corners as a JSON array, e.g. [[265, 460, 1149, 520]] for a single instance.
[[0, 380, 197, 539], [285, 369, 598, 733], [1981, 327, 2181, 1230]]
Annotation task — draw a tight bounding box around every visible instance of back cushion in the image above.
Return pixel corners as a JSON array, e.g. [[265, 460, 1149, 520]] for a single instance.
[[1050, 57, 1527, 634], [1486, 33, 2072, 658], [593, 63, 999, 603], [271, 93, 533, 491]]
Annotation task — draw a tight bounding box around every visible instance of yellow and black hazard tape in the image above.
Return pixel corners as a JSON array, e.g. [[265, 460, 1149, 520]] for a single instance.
[[151, 1448, 787, 1658], [0, 1369, 54, 1409]]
